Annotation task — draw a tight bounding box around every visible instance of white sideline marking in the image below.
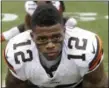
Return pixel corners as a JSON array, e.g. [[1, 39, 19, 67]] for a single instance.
[[64, 12, 107, 21], [63, 12, 97, 16], [73, 12, 97, 16], [79, 17, 96, 21], [2, 13, 18, 22], [105, 15, 108, 19]]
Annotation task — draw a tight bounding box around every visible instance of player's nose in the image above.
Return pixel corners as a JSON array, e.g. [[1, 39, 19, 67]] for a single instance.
[[46, 41, 55, 50]]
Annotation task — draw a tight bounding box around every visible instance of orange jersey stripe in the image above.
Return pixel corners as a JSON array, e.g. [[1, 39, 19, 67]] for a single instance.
[[0, 34, 5, 42], [3, 49, 16, 73], [89, 35, 103, 71]]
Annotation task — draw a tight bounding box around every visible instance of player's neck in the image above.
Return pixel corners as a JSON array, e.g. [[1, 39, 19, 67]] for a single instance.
[[39, 53, 61, 69]]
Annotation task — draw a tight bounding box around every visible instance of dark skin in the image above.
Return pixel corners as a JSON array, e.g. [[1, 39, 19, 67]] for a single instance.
[[5, 70, 28, 88], [31, 24, 64, 60], [5, 24, 108, 88], [83, 62, 108, 88]]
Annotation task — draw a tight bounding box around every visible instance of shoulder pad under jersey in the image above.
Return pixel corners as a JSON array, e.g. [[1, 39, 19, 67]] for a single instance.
[[4, 30, 34, 80], [64, 27, 104, 76]]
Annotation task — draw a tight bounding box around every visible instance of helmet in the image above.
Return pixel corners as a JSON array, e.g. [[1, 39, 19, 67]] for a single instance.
[[25, 1, 65, 16]]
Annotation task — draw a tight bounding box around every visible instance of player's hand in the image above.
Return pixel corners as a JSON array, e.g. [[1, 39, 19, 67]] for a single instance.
[[0, 34, 5, 42]]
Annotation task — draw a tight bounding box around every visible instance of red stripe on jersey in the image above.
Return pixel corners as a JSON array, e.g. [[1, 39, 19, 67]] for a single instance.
[[89, 35, 103, 71], [1, 34, 5, 42], [3, 49, 16, 73]]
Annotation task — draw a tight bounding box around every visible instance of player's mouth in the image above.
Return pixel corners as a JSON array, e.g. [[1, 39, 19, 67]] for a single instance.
[[47, 52, 58, 57]]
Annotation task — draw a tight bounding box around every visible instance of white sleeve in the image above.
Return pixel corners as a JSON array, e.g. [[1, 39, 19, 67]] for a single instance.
[[4, 40, 27, 81], [74, 34, 104, 77], [2, 26, 20, 40]]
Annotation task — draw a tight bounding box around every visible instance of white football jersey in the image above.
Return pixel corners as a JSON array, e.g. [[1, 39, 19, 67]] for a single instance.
[[4, 27, 103, 88]]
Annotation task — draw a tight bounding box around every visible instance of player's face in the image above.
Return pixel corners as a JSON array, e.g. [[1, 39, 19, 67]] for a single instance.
[[32, 23, 64, 60]]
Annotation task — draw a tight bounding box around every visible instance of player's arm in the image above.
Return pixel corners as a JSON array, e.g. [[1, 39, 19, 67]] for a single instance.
[[4, 38, 30, 88], [82, 62, 108, 88], [1, 23, 25, 42], [5, 70, 28, 88], [82, 35, 108, 88]]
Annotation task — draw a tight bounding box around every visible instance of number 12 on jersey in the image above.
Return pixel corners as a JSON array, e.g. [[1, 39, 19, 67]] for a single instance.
[[13, 40, 33, 64], [67, 37, 87, 61]]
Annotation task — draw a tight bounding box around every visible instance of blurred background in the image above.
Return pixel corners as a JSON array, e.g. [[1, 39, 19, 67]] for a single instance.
[[1, 1, 108, 86]]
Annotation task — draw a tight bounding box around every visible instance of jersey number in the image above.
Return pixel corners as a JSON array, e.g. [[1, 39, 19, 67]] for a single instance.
[[13, 40, 33, 64], [68, 37, 87, 61]]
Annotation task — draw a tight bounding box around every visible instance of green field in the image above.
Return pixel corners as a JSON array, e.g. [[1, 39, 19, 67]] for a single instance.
[[1, 1, 108, 83]]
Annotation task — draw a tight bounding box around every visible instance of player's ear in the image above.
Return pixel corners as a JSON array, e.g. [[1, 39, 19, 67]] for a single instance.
[[30, 32, 36, 42]]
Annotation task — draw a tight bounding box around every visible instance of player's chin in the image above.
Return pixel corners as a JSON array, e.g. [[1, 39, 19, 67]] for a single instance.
[[46, 52, 59, 60]]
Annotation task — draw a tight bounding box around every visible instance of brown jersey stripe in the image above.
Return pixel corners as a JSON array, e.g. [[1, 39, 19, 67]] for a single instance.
[[3, 49, 16, 73], [89, 35, 103, 71]]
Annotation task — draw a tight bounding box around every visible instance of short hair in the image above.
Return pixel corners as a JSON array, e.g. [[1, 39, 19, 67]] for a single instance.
[[31, 4, 63, 29]]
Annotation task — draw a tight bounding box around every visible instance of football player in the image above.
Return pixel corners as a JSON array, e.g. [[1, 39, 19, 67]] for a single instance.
[[4, 4, 107, 88], [1, 1, 77, 42]]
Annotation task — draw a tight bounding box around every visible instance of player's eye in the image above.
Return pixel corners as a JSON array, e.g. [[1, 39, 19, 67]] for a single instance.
[[36, 36, 48, 44], [53, 35, 60, 40], [52, 34, 63, 42]]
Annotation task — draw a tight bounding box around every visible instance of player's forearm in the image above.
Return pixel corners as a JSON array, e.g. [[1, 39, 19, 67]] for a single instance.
[[5, 70, 27, 88], [82, 74, 108, 88], [82, 83, 108, 88], [6, 83, 27, 88]]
